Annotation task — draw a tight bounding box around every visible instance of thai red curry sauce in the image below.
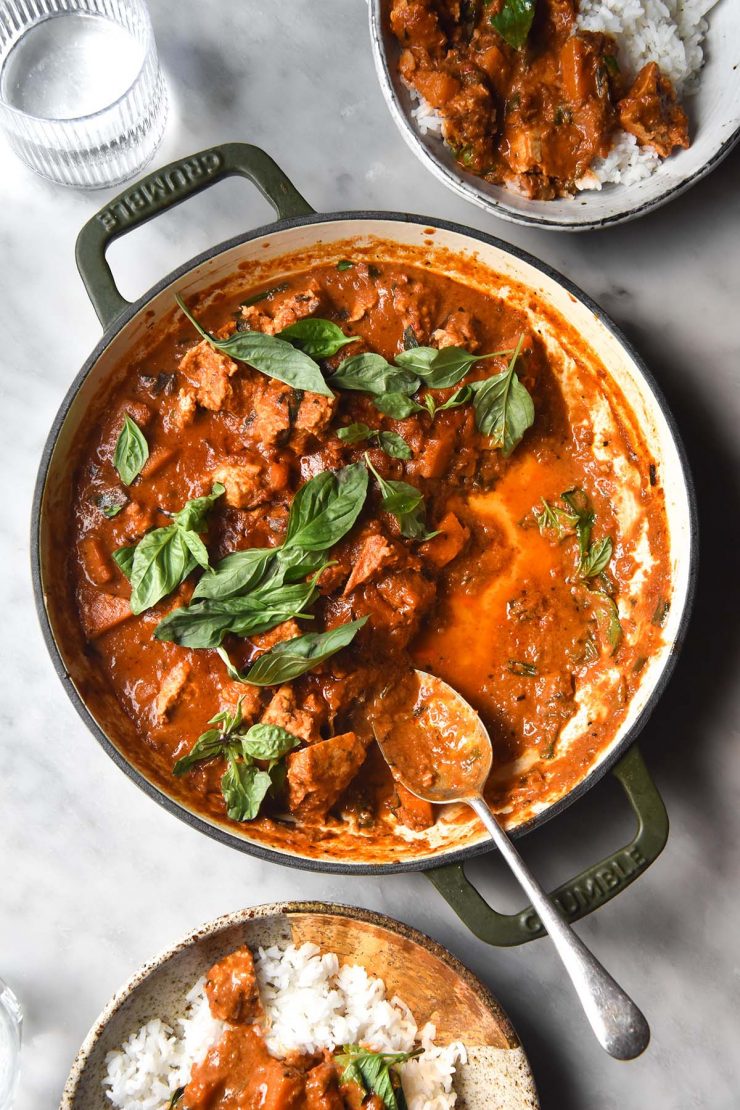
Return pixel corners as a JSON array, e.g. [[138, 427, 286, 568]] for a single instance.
[[390, 0, 689, 198], [182, 946, 384, 1109], [64, 248, 671, 860]]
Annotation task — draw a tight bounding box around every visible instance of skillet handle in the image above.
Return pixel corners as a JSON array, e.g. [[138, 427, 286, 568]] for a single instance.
[[75, 142, 315, 329], [426, 746, 668, 947]]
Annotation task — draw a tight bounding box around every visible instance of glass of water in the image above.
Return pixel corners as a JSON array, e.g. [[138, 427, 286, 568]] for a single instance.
[[0, 0, 167, 188], [0, 978, 21, 1110]]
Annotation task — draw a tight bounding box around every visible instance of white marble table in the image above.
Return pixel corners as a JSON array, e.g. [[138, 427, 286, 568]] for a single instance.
[[2, 2, 739, 1107]]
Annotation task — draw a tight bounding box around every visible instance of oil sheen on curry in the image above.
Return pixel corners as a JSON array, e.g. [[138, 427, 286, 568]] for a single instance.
[[66, 245, 671, 861]]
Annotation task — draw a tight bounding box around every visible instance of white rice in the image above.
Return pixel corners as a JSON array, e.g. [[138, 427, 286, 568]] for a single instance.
[[103, 942, 467, 1110], [408, 0, 716, 190]]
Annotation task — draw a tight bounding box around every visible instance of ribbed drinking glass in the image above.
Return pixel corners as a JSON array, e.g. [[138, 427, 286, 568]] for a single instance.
[[0, 0, 167, 188]]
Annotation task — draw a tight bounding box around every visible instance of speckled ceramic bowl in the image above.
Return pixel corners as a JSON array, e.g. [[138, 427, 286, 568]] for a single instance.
[[369, 0, 740, 230], [60, 902, 539, 1110]]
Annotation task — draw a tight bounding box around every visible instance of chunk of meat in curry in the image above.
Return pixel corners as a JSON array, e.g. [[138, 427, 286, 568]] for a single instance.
[[68, 257, 670, 856], [390, 0, 689, 198]]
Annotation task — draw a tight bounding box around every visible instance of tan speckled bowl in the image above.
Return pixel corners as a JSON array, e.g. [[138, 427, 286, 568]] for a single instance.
[[60, 902, 539, 1110]]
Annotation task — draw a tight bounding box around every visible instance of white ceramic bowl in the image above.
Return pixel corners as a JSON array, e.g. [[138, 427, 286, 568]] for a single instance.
[[369, 0, 740, 230]]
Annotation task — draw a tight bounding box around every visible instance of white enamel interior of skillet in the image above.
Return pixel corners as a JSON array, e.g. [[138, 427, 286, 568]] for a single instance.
[[370, 0, 740, 229], [39, 218, 693, 866]]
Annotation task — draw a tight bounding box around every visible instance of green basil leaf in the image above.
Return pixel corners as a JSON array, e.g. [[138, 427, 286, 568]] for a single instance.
[[172, 728, 225, 776], [336, 1047, 418, 1110], [561, 488, 594, 556], [416, 346, 507, 389], [179, 527, 210, 571], [284, 463, 368, 552], [373, 393, 424, 419], [166, 1087, 185, 1110], [331, 353, 419, 397], [490, 0, 536, 49], [193, 547, 278, 601], [176, 295, 334, 397], [221, 755, 273, 821], [435, 383, 475, 412], [113, 414, 149, 486], [471, 337, 534, 455], [129, 526, 196, 615], [173, 483, 225, 532], [336, 259, 354, 271], [592, 592, 622, 654], [378, 431, 412, 460], [236, 618, 368, 686], [366, 456, 435, 540], [155, 578, 319, 649], [239, 723, 301, 761], [394, 346, 437, 375], [240, 283, 289, 308], [112, 544, 136, 579], [278, 318, 360, 359], [579, 536, 613, 578], [337, 422, 374, 445]]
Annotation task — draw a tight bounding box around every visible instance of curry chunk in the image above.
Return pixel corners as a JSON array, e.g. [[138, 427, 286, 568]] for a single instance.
[[431, 310, 480, 351], [247, 380, 294, 447], [204, 946, 263, 1024], [213, 456, 270, 509], [153, 658, 191, 722], [78, 587, 132, 640], [286, 732, 368, 820], [304, 1058, 345, 1110], [261, 685, 325, 744], [420, 511, 469, 568], [394, 783, 435, 830], [343, 529, 400, 595], [179, 340, 238, 412], [618, 62, 689, 157]]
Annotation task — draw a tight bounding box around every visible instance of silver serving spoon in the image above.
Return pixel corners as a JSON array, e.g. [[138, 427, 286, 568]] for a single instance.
[[374, 669, 650, 1060]]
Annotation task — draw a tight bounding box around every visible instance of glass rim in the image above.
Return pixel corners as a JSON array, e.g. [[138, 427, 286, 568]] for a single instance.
[[0, 0, 157, 127]]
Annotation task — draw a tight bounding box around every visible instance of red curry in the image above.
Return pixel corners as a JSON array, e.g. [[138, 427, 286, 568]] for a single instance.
[[390, 0, 689, 198], [65, 248, 671, 859]]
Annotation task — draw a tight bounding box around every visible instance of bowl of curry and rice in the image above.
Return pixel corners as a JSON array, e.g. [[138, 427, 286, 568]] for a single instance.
[[369, 0, 740, 229]]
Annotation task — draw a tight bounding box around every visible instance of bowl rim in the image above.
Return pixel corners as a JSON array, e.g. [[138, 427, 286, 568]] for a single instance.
[[31, 209, 699, 875], [60, 899, 539, 1109], [367, 0, 740, 231]]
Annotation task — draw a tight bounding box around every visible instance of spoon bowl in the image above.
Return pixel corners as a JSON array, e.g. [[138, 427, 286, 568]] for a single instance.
[[375, 669, 651, 1061]]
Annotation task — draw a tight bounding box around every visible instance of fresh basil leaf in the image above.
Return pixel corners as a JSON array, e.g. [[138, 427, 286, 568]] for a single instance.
[[592, 592, 622, 654], [113, 414, 149, 486], [221, 755, 273, 821], [424, 384, 474, 417], [373, 392, 424, 419], [112, 544, 136, 579], [239, 723, 301, 761], [579, 536, 613, 578], [337, 422, 374, 445], [155, 578, 319, 649], [561, 488, 594, 556], [235, 618, 368, 686], [129, 526, 195, 615], [176, 294, 334, 397], [284, 463, 368, 552], [471, 337, 534, 455], [336, 1046, 418, 1110], [166, 1088, 185, 1110], [490, 0, 536, 49], [193, 547, 278, 601], [173, 483, 225, 532], [336, 259, 354, 271], [417, 346, 510, 389], [534, 497, 579, 540], [278, 318, 360, 359], [172, 728, 225, 776], [125, 485, 223, 613], [331, 353, 420, 397], [378, 431, 412, 460], [394, 346, 437, 375], [366, 456, 435, 541], [240, 283, 290, 308]]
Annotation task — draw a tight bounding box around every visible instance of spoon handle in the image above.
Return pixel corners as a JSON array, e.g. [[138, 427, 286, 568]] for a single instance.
[[469, 794, 650, 1060]]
